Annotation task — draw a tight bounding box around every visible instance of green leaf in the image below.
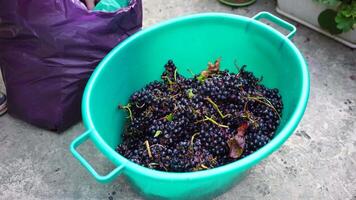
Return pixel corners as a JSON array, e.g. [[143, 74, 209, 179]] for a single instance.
[[165, 113, 174, 122], [335, 12, 355, 32], [154, 130, 162, 137], [187, 89, 195, 99], [197, 74, 207, 83], [340, 9, 353, 18], [339, 1, 356, 17], [318, 9, 343, 34], [335, 2, 356, 32]]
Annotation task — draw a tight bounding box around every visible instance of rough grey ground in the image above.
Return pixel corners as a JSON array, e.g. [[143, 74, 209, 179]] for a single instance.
[[0, 0, 355, 199]]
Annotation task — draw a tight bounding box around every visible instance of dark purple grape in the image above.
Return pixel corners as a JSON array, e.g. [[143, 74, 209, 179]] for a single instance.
[[116, 59, 283, 172]]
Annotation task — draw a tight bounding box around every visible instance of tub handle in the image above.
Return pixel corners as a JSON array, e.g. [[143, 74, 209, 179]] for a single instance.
[[70, 130, 124, 183], [253, 11, 296, 39]]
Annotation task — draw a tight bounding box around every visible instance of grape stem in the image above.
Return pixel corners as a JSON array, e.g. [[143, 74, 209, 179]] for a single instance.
[[135, 103, 145, 108], [148, 163, 168, 171], [201, 164, 209, 169], [242, 113, 258, 127], [189, 106, 201, 116], [209, 157, 218, 166], [204, 116, 229, 128], [205, 97, 230, 119], [144, 140, 153, 158], [162, 75, 174, 85], [194, 118, 209, 124], [119, 103, 133, 121], [243, 101, 248, 113], [242, 102, 259, 128], [189, 132, 199, 151], [161, 165, 168, 171], [148, 163, 159, 167], [194, 116, 229, 128], [174, 69, 178, 81], [143, 106, 154, 118], [150, 144, 166, 149], [247, 96, 281, 119]]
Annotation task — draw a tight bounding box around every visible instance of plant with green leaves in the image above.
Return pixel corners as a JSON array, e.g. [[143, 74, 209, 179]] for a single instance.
[[315, 0, 356, 34]]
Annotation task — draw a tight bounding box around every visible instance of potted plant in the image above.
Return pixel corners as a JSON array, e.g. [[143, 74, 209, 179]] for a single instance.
[[276, 0, 356, 48], [218, 0, 257, 7]]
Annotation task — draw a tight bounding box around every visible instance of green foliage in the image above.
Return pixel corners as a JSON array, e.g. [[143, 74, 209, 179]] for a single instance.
[[154, 130, 162, 137], [187, 89, 195, 99], [316, 0, 356, 34], [335, 1, 356, 32], [165, 113, 174, 122], [318, 9, 343, 34]]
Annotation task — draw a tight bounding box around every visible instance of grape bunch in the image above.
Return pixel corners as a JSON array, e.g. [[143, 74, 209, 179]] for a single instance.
[[116, 59, 283, 172]]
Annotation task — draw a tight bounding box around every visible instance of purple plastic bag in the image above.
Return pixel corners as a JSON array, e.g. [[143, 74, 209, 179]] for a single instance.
[[0, 0, 142, 132]]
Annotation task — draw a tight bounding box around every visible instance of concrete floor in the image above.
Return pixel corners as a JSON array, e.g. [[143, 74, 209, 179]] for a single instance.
[[0, 0, 355, 199]]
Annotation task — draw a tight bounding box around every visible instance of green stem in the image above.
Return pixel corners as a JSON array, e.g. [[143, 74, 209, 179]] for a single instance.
[[174, 69, 178, 81], [135, 103, 145, 108], [205, 97, 230, 119], [189, 132, 199, 151], [243, 101, 248, 113], [241, 101, 258, 127], [247, 96, 281, 119], [144, 140, 152, 158], [148, 163, 159, 167], [241, 112, 258, 128], [204, 116, 229, 128], [120, 104, 133, 121], [150, 144, 166, 149], [194, 118, 209, 124], [162, 76, 174, 85]]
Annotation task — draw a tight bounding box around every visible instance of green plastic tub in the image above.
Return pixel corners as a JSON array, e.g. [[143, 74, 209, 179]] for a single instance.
[[70, 12, 309, 199]]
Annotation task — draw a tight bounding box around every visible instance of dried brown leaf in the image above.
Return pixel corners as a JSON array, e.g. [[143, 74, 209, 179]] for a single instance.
[[227, 122, 249, 158]]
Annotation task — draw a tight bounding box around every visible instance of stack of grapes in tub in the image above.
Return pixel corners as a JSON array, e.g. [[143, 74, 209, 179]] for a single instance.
[[116, 59, 283, 172]]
